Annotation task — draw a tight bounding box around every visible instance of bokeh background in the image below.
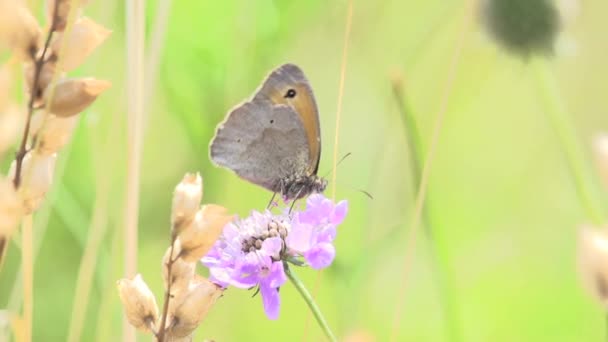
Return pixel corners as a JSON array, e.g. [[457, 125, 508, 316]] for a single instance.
[[2, 0, 608, 340]]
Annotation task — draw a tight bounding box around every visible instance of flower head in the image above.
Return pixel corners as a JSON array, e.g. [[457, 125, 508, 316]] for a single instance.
[[202, 194, 347, 319]]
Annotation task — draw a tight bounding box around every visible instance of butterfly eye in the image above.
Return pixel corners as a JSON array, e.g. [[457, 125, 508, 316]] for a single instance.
[[284, 89, 297, 98]]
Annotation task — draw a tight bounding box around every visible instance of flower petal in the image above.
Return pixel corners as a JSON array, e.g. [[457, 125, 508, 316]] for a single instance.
[[260, 282, 281, 320], [261, 237, 283, 257], [266, 261, 287, 288], [304, 242, 335, 269], [331, 200, 348, 225], [286, 223, 313, 252]]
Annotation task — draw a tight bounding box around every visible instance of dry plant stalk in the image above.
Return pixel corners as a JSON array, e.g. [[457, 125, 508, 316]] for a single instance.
[[118, 173, 230, 341], [0, 0, 110, 339], [0, 0, 111, 261]]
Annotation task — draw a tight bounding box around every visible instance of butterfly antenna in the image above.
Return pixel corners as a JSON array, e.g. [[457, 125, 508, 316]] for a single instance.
[[322, 152, 352, 178], [358, 189, 374, 200]]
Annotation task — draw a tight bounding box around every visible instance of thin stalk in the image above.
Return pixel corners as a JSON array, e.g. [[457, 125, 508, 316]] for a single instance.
[[389, 1, 473, 340], [124, 0, 145, 340], [304, 1, 353, 339], [285, 264, 337, 342], [391, 80, 462, 342], [22, 215, 33, 342], [157, 237, 177, 342], [532, 58, 604, 225], [66, 143, 110, 341]]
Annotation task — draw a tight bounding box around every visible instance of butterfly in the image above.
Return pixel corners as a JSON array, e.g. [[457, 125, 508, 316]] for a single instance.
[[209, 63, 326, 201]]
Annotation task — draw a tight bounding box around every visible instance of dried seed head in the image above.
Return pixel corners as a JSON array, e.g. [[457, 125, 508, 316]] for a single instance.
[[0, 177, 24, 238], [116, 274, 159, 333], [9, 151, 57, 213], [51, 17, 111, 72], [0, 105, 24, 157], [578, 226, 608, 307], [172, 173, 203, 235], [0, 1, 41, 60], [162, 242, 195, 295], [594, 134, 608, 190], [24, 59, 60, 106], [167, 276, 223, 338], [46, 77, 111, 117], [34, 113, 79, 155], [178, 205, 233, 262]]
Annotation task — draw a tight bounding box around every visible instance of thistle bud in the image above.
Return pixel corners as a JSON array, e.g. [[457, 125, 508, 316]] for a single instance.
[[0, 1, 41, 60], [578, 226, 608, 307], [0, 177, 23, 238], [481, 0, 560, 57], [34, 113, 79, 155], [593, 134, 608, 191], [178, 205, 233, 262], [51, 17, 111, 72], [46, 77, 111, 117], [117, 274, 159, 333], [172, 173, 203, 235], [9, 151, 57, 213], [162, 242, 195, 295], [167, 276, 223, 338]]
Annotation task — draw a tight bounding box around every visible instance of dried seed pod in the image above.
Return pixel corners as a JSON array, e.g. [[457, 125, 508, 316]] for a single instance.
[[167, 276, 223, 338], [0, 177, 24, 238], [162, 242, 195, 295], [9, 151, 57, 213], [116, 274, 159, 333], [0, 66, 10, 110], [34, 113, 79, 155], [24, 59, 59, 106], [0, 105, 23, 157], [46, 77, 111, 117], [172, 173, 203, 235], [47, 0, 87, 32], [178, 205, 233, 262], [51, 17, 111, 72], [0, 1, 41, 60], [578, 226, 608, 307]]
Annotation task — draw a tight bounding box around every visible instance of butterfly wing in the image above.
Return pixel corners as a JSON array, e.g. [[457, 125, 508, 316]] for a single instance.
[[253, 64, 322, 174], [210, 100, 311, 193]]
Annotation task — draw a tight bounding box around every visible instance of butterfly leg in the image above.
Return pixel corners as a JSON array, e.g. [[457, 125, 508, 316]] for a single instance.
[[267, 192, 277, 209]]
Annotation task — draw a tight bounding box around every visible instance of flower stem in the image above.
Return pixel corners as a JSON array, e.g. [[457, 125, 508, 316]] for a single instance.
[[391, 79, 462, 342], [532, 58, 604, 225], [284, 264, 337, 342]]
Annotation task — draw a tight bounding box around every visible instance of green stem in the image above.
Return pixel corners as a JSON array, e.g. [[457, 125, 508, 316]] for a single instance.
[[391, 81, 462, 342], [532, 58, 604, 225], [285, 264, 337, 342]]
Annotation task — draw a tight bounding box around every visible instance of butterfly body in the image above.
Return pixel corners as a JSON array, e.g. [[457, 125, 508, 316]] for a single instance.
[[210, 64, 326, 201]]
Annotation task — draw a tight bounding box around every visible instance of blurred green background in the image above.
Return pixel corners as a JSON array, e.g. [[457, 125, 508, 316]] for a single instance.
[[2, 0, 608, 340]]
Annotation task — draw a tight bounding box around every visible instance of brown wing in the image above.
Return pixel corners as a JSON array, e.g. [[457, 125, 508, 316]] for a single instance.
[[253, 63, 322, 174]]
